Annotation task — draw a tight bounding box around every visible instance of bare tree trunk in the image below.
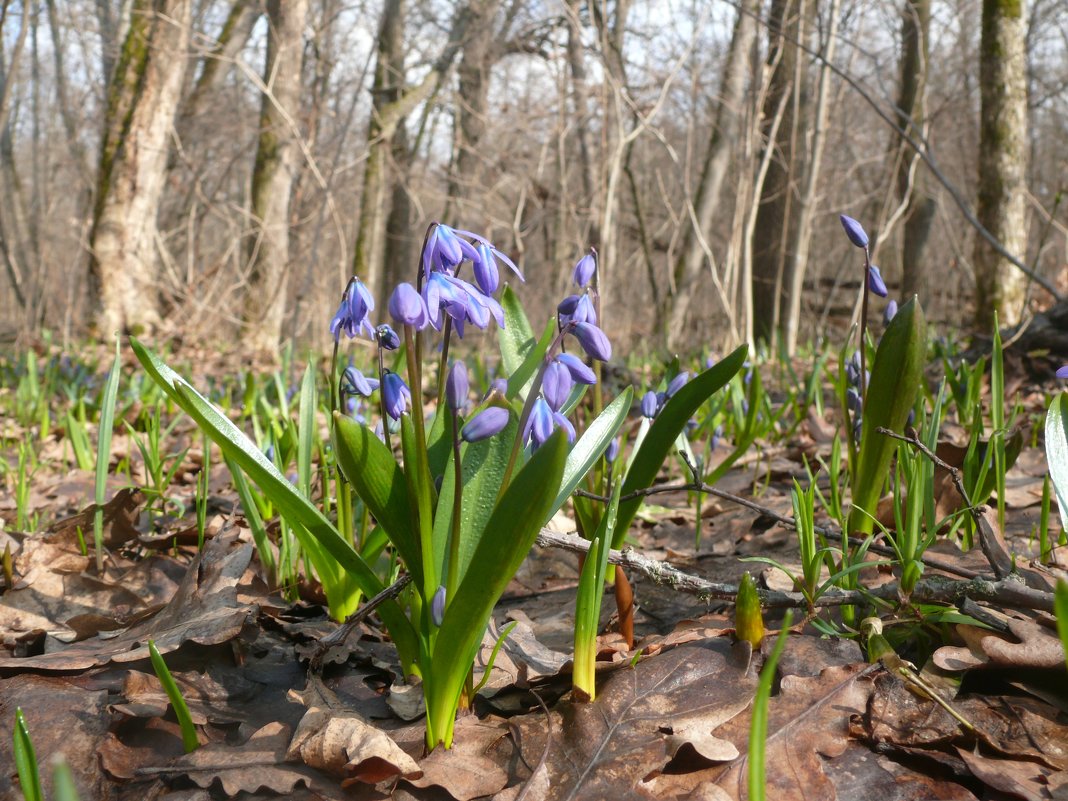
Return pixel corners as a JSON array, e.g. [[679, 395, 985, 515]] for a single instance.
[[664, 0, 758, 348], [782, 0, 840, 356], [751, 0, 801, 345], [895, 0, 936, 304], [241, 0, 310, 354], [46, 0, 92, 184], [88, 0, 192, 335], [444, 0, 497, 217], [974, 0, 1029, 329], [351, 1, 470, 295], [0, 3, 30, 312]]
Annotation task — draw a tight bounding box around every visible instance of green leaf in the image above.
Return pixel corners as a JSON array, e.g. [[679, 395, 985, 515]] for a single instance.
[[553, 387, 633, 518], [296, 363, 316, 499], [613, 345, 747, 548], [94, 336, 121, 571], [333, 412, 423, 590], [1045, 393, 1068, 533], [148, 640, 200, 753], [848, 297, 927, 534], [1055, 580, 1068, 673], [432, 410, 519, 587], [426, 430, 569, 748], [498, 285, 535, 377], [400, 414, 437, 598], [130, 339, 416, 664], [508, 316, 555, 400]]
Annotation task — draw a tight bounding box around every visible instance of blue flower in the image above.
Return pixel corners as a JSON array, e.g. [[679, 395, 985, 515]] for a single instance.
[[641, 390, 659, 419], [867, 265, 888, 297], [569, 322, 611, 361], [341, 366, 379, 397], [422, 272, 504, 336], [572, 251, 596, 287], [389, 282, 429, 329], [330, 277, 376, 341], [883, 299, 898, 326], [558, 293, 597, 326], [431, 585, 447, 626], [1057, 366, 1068, 379], [446, 361, 468, 411], [665, 371, 689, 399], [462, 406, 511, 442], [555, 353, 596, 385], [839, 215, 869, 249], [382, 371, 411, 420], [472, 240, 523, 295], [422, 223, 478, 276], [525, 398, 555, 449], [542, 360, 573, 412], [605, 437, 620, 463]]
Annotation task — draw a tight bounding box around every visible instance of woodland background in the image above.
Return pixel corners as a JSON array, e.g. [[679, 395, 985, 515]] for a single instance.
[[0, 0, 1065, 355]]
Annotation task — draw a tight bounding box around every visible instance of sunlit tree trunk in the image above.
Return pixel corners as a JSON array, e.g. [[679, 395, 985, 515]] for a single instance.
[[974, 0, 1029, 329], [89, 0, 191, 335], [240, 0, 308, 353], [665, 0, 758, 348]]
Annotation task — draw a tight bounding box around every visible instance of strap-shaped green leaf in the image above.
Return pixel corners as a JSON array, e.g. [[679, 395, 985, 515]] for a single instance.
[[848, 297, 927, 534], [334, 412, 424, 591], [130, 338, 417, 666], [506, 317, 555, 400], [552, 387, 633, 517], [613, 345, 747, 548], [1045, 393, 1068, 533], [432, 411, 519, 587], [426, 429, 569, 748], [497, 285, 535, 377]]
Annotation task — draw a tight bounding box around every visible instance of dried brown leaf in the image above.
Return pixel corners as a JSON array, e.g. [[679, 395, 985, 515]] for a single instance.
[[406, 717, 511, 800]]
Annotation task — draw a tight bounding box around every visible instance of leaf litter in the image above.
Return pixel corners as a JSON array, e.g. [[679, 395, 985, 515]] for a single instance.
[[2, 367, 1068, 800]]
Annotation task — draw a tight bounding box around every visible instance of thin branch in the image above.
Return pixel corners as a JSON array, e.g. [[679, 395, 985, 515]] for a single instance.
[[309, 573, 413, 672]]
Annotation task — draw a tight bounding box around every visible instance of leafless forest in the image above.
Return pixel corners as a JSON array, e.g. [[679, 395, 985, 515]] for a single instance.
[[0, 0, 1066, 355]]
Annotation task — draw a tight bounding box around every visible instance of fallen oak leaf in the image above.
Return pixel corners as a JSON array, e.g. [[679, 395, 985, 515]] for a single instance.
[[404, 717, 511, 800]]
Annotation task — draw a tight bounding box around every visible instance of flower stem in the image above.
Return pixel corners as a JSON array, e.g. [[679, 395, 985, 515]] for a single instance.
[[446, 408, 463, 603]]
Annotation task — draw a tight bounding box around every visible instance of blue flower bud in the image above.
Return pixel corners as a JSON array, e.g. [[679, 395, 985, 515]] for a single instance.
[[572, 252, 596, 287], [839, 214, 869, 249], [552, 411, 576, 443], [376, 324, 400, 350], [641, 390, 659, 419], [867, 265, 888, 297], [666, 371, 689, 399], [846, 388, 861, 411], [473, 242, 500, 295], [1058, 366, 1068, 379], [382, 372, 411, 420], [570, 322, 612, 361], [446, 361, 468, 411], [526, 398, 555, 449], [431, 585, 446, 627], [883, 299, 898, 326], [488, 377, 508, 396], [557, 294, 580, 316], [605, 437, 620, 463], [461, 406, 510, 442], [555, 353, 596, 385], [389, 282, 429, 329]]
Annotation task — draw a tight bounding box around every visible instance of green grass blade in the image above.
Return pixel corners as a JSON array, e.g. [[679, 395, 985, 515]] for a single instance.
[[747, 610, 793, 801], [297, 363, 316, 499], [94, 336, 122, 572], [148, 640, 199, 753], [1045, 393, 1068, 533], [52, 757, 80, 801], [13, 708, 43, 801], [224, 455, 277, 582], [1055, 580, 1068, 672]]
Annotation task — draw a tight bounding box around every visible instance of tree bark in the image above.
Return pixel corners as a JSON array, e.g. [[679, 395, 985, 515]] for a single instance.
[[241, 0, 310, 354], [895, 0, 936, 305], [974, 0, 1030, 329], [88, 0, 192, 335], [750, 0, 802, 345], [664, 0, 758, 348]]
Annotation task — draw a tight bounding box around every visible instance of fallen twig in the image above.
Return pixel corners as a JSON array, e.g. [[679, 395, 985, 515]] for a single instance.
[[534, 528, 1055, 612]]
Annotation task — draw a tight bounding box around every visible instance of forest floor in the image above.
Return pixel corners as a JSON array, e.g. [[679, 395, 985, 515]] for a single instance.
[[0, 343, 1066, 801]]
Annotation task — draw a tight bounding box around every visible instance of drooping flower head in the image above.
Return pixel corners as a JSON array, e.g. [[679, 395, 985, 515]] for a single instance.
[[341, 366, 379, 397], [569, 322, 612, 362], [376, 324, 401, 350], [641, 390, 659, 419], [389, 282, 429, 330], [867, 265, 888, 298], [330, 277, 376, 341], [382, 371, 411, 420], [555, 353, 596, 385], [542, 360, 574, 412], [572, 251, 597, 288], [446, 361, 469, 411], [883, 299, 898, 326], [462, 406, 511, 442]]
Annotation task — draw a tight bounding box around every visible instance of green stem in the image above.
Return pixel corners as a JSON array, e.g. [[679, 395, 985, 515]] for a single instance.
[[446, 408, 463, 602]]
